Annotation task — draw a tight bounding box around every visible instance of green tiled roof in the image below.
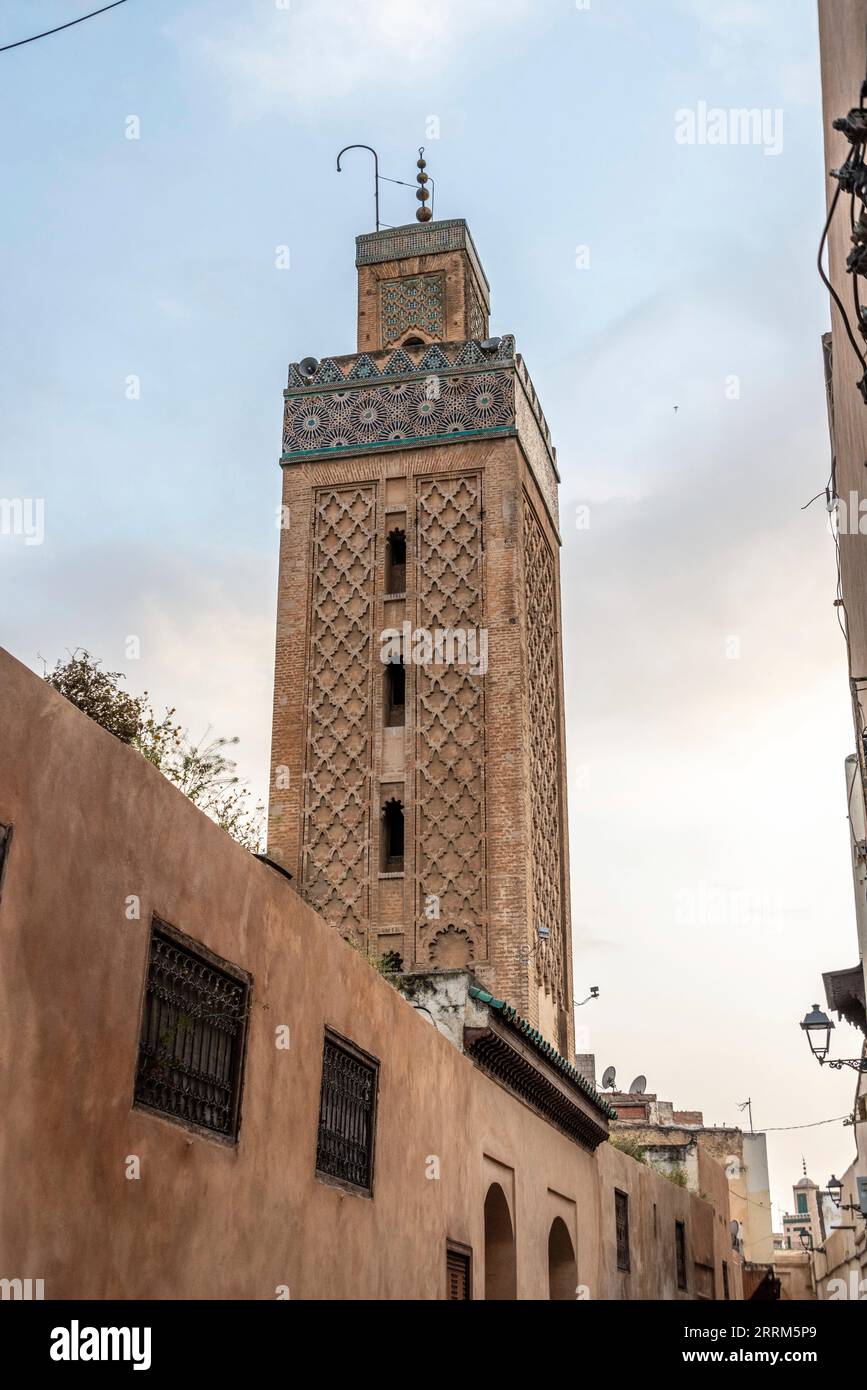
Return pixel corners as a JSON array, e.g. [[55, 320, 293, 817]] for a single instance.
[[469, 986, 617, 1120]]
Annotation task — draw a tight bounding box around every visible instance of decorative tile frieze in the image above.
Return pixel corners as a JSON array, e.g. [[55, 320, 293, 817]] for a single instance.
[[286, 336, 515, 390], [283, 341, 517, 462], [355, 219, 490, 302]]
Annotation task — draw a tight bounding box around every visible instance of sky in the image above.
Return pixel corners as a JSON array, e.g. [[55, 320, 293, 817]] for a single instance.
[[1, 0, 864, 1227]]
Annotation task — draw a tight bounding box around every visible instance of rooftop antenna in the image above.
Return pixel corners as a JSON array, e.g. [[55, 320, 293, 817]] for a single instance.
[[736, 1098, 754, 1135]]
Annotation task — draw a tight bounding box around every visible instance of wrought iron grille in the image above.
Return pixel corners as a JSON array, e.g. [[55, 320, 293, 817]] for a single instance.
[[675, 1220, 687, 1289], [134, 924, 249, 1139], [615, 1190, 630, 1271], [316, 1033, 378, 1193], [0, 823, 10, 904], [446, 1247, 471, 1300]]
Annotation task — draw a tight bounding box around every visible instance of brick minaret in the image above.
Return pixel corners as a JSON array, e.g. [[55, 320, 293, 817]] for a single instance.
[[269, 216, 575, 1056]]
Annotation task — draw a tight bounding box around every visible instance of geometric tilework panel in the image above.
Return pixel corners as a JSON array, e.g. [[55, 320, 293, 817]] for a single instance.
[[380, 273, 445, 345], [415, 475, 487, 965], [301, 486, 376, 941], [523, 497, 565, 1008], [283, 370, 514, 460]]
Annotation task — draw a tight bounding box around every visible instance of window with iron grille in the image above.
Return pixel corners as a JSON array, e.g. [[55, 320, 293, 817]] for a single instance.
[[316, 1031, 379, 1194], [675, 1220, 687, 1289], [446, 1244, 472, 1300], [133, 920, 250, 1141], [0, 822, 11, 906], [615, 1190, 630, 1271]]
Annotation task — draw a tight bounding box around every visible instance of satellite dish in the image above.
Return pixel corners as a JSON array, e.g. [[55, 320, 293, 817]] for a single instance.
[[629, 1075, 647, 1095], [299, 356, 319, 378], [601, 1065, 617, 1090]]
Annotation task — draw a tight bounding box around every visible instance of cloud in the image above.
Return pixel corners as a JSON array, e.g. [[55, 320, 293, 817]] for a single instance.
[[171, 0, 533, 116], [676, 0, 819, 105], [6, 542, 276, 811]]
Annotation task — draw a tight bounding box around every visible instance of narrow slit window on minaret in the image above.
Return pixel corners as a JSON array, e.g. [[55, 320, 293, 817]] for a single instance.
[[385, 528, 406, 594], [384, 660, 405, 728], [381, 798, 404, 873]]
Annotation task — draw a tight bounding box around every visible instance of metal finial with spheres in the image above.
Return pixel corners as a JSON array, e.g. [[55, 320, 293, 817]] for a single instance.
[[416, 147, 432, 222]]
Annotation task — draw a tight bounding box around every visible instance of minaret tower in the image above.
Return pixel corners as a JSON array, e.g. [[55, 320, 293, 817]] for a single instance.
[[269, 166, 575, 1055]]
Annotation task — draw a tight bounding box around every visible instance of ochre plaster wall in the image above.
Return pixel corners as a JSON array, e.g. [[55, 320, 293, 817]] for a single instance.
[[0, 650, 735, 1300]]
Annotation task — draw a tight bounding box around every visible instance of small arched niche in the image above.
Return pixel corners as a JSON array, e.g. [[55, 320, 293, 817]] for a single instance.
[[484, 1182, 517, 1300], [385, 527, 406, 595], [548, 1216, 577, 1301], [380, 798, 404, 873]]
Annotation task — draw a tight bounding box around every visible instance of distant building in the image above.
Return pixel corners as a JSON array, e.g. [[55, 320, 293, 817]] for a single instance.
[[609, 1095, 771, 1266], [778, 1174, 824, 1254]]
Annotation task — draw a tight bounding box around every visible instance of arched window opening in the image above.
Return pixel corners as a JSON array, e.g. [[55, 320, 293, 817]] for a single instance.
[[548, 1217, 577, 1301], [385, 528, 406, 595], [381, 798, 404, 873], [484, 1183, 516, 1300], [402, 336, 425, 347], [384, 660, 405, 728]]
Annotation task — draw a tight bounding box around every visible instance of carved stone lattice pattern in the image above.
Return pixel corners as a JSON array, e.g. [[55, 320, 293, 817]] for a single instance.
[[380, 273, 446, 344], [523, 499, 565, 1007], [466, 284, 488, 342], [301, 487, 375, 941], [415, 476, 486, 961], [428, 924, 474, 968]]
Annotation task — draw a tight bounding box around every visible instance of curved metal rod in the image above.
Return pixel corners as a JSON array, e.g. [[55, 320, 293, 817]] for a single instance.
[[336, 144, 380, 230]]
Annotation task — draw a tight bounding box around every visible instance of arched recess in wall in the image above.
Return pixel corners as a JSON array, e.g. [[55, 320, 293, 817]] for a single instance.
[[548, 1216, 577, 1301], [484, 1182, 517, 1300]]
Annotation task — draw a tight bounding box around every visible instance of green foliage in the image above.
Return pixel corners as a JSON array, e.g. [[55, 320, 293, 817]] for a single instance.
[[157, 731, 264, 853], [608, 1134, 647, 1164], [665, 1166, 688, 1188], [44, 650, 265, 853], [346, 935, 403, 987], [44, 648, 146, 746]]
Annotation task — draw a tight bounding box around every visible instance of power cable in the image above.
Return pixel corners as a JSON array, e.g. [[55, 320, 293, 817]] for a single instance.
[[0, 1, 130, 54], [761, 1115, 851, 1132]]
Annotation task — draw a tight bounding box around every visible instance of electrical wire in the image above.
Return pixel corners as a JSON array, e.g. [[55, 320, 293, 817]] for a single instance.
[[818, 184, 867, 369], [761, 1115, 851, 1132], [0, 1, 130, 54]]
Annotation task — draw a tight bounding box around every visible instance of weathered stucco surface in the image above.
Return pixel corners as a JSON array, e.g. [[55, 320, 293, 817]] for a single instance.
[[0, 649, 740, 1299]]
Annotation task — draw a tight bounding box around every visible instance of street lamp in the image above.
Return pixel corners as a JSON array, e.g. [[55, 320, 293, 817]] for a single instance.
[[798, 1229, 812, 1252], [800, 1004, 834, 1062], [799, 1004, 867, 1069], [825, 1173, 866, 1218]]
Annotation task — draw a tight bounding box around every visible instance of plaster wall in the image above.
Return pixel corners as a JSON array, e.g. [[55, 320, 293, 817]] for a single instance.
[[0, 650, 738, 1300]]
